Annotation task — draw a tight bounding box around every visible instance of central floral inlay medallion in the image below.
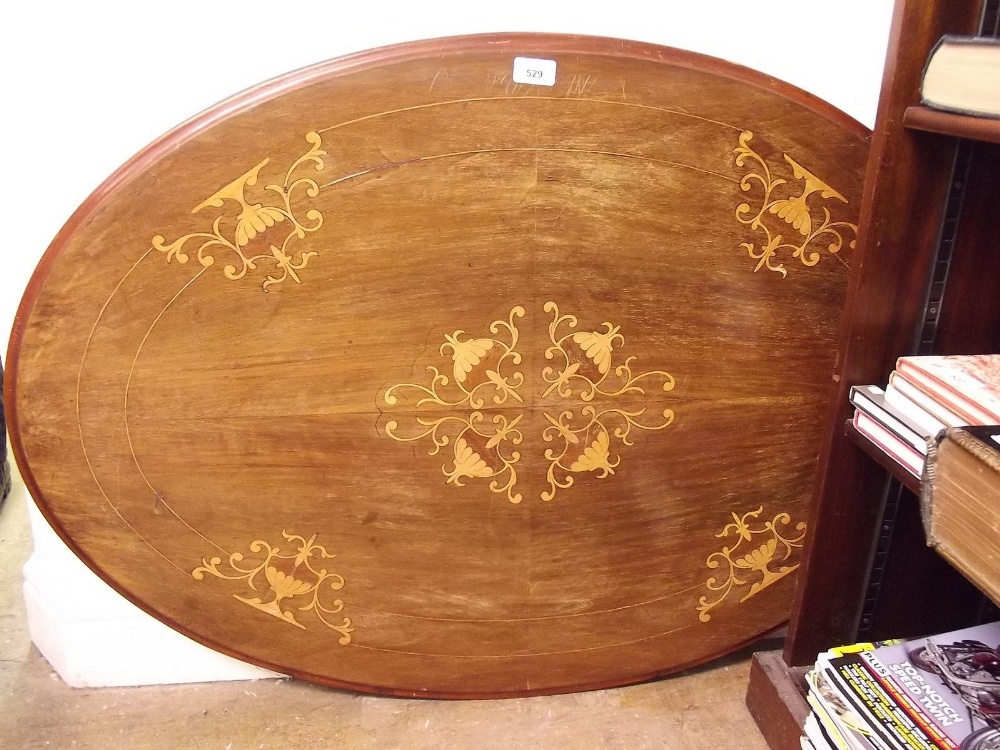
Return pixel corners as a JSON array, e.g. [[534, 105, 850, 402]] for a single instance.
[[382, 303, 676, 502]]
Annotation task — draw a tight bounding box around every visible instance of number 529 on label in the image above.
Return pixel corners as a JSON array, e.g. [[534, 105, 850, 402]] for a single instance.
[[512, 57, 557, 87]]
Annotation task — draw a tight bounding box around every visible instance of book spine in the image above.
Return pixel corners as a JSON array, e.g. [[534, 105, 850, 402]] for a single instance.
[[888, 373, 968, 428], [920, 433, 941, 549], [854, 411, 925, 478], [884, 382, 949, 437], [851, 388, 929, 454]]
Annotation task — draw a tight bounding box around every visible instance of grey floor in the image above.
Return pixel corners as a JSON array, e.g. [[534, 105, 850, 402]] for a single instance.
[[0, 475, 773, 750]]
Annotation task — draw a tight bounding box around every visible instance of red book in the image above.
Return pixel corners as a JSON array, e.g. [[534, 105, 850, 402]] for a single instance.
[[853, 409, 925, 478], [894, 353, 1000, 425]]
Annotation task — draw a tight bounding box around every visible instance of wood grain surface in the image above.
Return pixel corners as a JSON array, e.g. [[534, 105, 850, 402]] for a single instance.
[[6, 34, 869, 698]]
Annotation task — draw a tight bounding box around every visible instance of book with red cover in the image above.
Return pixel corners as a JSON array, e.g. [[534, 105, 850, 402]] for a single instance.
[[895, 354, 1000, 425], [853, 409, 925, 478], [850, 384, 934, 455]]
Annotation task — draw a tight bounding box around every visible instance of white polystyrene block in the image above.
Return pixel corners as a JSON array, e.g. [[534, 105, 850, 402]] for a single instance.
[[19, 485, 281, 687]]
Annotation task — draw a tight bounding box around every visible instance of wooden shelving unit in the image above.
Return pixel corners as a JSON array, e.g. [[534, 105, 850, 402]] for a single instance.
[[844, 421, 921, 496], [903, 106, 1000, 144], [745, 1, 1000, 748]]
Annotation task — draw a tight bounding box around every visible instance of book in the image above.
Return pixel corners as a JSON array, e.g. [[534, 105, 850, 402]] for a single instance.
[[853, 410, 925, 479], [815, 620, 1000, 750], [920, 35, 1000, 119], [851, 385, 935, 456], [884, 379, 951, 439], [895, 355, 1000, 426], [887, 372, 969, 431], [921, 425, 1000, 607]]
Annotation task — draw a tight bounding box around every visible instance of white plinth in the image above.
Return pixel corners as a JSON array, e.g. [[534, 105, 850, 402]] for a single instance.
[[19, 483, 281, 687]]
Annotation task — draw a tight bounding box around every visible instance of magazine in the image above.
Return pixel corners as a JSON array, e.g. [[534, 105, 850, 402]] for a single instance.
[[807, 668, 883, 750], [816, 621, 1000, 750]]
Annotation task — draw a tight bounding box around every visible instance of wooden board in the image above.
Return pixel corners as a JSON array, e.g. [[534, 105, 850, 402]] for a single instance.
[[6, 34, 869, 698]]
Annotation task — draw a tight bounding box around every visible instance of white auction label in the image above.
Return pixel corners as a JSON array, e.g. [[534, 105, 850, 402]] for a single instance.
[[512, 57, 557, 86]]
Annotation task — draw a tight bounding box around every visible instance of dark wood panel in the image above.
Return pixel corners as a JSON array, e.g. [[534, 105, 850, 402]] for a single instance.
[[745, 651, 810, 750], [845, 420, 921, 495], [935, 141, 1000, 355], [868, 480, 992, 640]]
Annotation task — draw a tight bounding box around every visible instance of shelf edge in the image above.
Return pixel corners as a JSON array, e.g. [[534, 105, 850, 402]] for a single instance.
[[903, 106, 1000, 144]]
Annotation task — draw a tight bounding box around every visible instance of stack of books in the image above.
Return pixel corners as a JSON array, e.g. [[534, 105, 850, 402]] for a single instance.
[[849, 354, 1000, 480], [800, 619, 1000, 750]]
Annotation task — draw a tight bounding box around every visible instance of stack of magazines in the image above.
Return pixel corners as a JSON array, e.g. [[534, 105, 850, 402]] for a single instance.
[[801, 620, 1000, 750], [849, 354, 1000, 480]]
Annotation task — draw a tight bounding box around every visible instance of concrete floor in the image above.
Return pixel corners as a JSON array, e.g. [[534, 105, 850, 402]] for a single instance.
[[0, 477, 773, 750]]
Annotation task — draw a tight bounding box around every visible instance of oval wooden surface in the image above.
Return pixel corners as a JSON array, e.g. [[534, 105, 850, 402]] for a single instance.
[[7, 34, 869, 698]]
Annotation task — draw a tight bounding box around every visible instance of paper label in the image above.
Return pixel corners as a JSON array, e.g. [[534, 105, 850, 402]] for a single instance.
[[512, 57, 557, 87]]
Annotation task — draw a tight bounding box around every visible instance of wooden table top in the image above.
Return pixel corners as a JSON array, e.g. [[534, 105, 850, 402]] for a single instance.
[[6, 34, 869, 698]]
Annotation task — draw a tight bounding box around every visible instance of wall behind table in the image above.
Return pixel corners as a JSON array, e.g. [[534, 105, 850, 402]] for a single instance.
[[1, 0, 894, 357]]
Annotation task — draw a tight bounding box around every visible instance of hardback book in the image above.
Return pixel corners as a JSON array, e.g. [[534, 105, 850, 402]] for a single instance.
[[896, 354, 1000, 426], [884, 377, 951, 439], [850, 385, 935, 455], [818, 620, 1000, 750], [853, 410, 925, 479], [887, 371, 971, 431], [921, 424, 1000, 607], [920, 35, 1000, 119]]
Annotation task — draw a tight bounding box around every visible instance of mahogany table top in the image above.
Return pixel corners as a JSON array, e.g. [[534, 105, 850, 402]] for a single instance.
[[6, 34, 869, 697]]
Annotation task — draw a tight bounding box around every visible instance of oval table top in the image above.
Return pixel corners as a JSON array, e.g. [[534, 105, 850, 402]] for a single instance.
[[7, 34, 868, 698]]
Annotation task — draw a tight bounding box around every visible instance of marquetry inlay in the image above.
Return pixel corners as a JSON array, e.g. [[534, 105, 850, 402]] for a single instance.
[[383, 302, 676, 503], [153, 132, 327, 291], [193, 530, 354, 641], [734, 131, 858, 277], [697, 506, 807, 622]]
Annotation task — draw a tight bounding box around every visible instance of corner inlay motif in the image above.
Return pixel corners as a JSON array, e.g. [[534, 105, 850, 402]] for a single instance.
[[696, 506, 807, 622], [153, 132, 327, 290], [192, 530, 354, 641], [734, 131, 857, 277]]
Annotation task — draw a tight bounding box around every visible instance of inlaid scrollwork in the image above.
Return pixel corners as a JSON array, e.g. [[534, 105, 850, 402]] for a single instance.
[[696, 506, 807, 622], [382, 303, 676, 503], [734, 131, 857, 277], [193, 530, 354, 642], [153, 132, 327, 290]]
